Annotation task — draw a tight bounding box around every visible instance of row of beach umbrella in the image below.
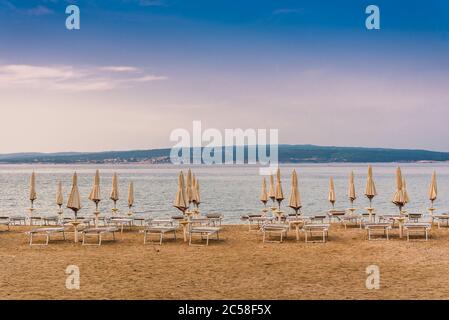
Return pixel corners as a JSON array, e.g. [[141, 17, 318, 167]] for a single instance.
[[259, 166, 439, 215], [28, 171, 135, 219]]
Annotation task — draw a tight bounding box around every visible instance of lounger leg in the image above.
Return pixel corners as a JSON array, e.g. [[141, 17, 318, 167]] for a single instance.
[[46, 235, 49, 246], [206, 234, 209, 246], [159, 233, 163, 245], [144, 231, 147, 244], [29, 233, 33, 246], [99, 234, 102, 246], [386, 229, 389, 240]]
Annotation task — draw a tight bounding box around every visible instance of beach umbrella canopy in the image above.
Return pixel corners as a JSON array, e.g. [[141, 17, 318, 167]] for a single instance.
[[67, 172, 81, 218], [191, 174, 199, 205], [127, 182, 134, 209], [56, 181, 64, 208], [275, 168, 284, 209], [174, 171, 188, 213], [288, 169, 301, 215], [110, 173, 119, 204], [402, 178, 410, 204], [348, 171, 356, 206], [195, 177, 201, 207], [29, 171, 37, 208], [364, 165, 377, 207], [185, 169, 194, 205], [88, 169, 101, 211], [429, 171, 437, 206], [260, 178, 268, 206], [392, 167, 405, 211], [328, 177, 336, 208], [268, 174, 276, 203]]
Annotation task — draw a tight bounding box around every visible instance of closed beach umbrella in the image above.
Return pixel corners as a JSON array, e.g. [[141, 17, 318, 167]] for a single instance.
[[328, 177, 336, 209], [174, 171, 188, 213], [275, 168, 284, 209], [402, 178, 410, 205], [186, 169, 194, 206], [67, 172, 81, 219], [88, 169, 102, 211], [260, 178, 268, 207], [191, 174, 199, 208], [56, 181, 64, 210], [110, 173, 119, 210], [288, 169, 302, 216], [29, 171, 37, 209], [429, 171, 437, 207], [268, 174, 276, 205], [195, 177, 201, 208], [348, 171, 356, 207], [364, 165, 377, 207], [127, 181, 134, 211], [392, 167, 405, 212]]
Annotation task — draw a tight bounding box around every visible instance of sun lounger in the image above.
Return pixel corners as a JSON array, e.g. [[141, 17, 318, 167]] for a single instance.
[[26, 227, 66, 246], [109, 217, 134, 232], [8, 215, 27, 225], [403, 223, 431, 241], [341, 214, 363, 229], [0, 218, 10, 231], [43, 215, 60, 226], [365, 223, 392, 240], [143, 222, 178, 245], [406, 213, 423, 223], [432, 214, 449, 228], [309, 215, 327, 224], [261, 223, 289, 243], [205, 213, 223, 226], [247, 214, 275, 231], [81, 227, 118, 245], [327, 210, 346, 222], [302, 223, 330, 243], [188, 219, 222, 246]]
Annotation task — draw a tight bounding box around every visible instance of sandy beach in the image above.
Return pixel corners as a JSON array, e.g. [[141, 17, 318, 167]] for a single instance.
[[2, 223, 449, 300]]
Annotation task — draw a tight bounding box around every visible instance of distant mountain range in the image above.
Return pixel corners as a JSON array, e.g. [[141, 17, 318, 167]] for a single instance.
[[0, 145, 449, 164]]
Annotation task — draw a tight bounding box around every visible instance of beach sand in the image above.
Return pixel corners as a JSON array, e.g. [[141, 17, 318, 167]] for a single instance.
[[1, 223, 449, 300]]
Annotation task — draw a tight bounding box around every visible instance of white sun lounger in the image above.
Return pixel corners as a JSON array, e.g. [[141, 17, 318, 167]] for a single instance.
[[327, 210, 346, 222], [341, 214, 363, 229], [303, 223, 330, 243], [365, 223, 392, 240], [81, 227, 118, 246], [432, 214, 449, 228], [261, 223, 289, 243], [143, 220, 178, 245], [188, 220, 222, 246], [26, 227, 67, 246], [0, 218, 10, 231], [403, 223, 431, 241]]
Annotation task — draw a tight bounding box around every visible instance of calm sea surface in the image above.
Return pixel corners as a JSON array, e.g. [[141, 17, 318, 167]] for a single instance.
[[0, 163, 448, 223]]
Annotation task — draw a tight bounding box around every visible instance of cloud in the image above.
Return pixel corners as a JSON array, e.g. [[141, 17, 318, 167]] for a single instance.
[[273, 8, 302, 15], [25, 5, 54, 16], [0, 64, 167, 92], [0, 2, 54, 16], [99, 66, 140, 73]]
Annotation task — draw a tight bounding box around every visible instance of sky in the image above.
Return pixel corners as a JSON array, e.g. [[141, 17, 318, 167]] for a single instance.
[[0, 0, 449, 153]]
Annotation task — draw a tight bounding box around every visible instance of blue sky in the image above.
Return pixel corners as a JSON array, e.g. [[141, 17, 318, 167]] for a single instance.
[[0, 0, 449, 153]]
